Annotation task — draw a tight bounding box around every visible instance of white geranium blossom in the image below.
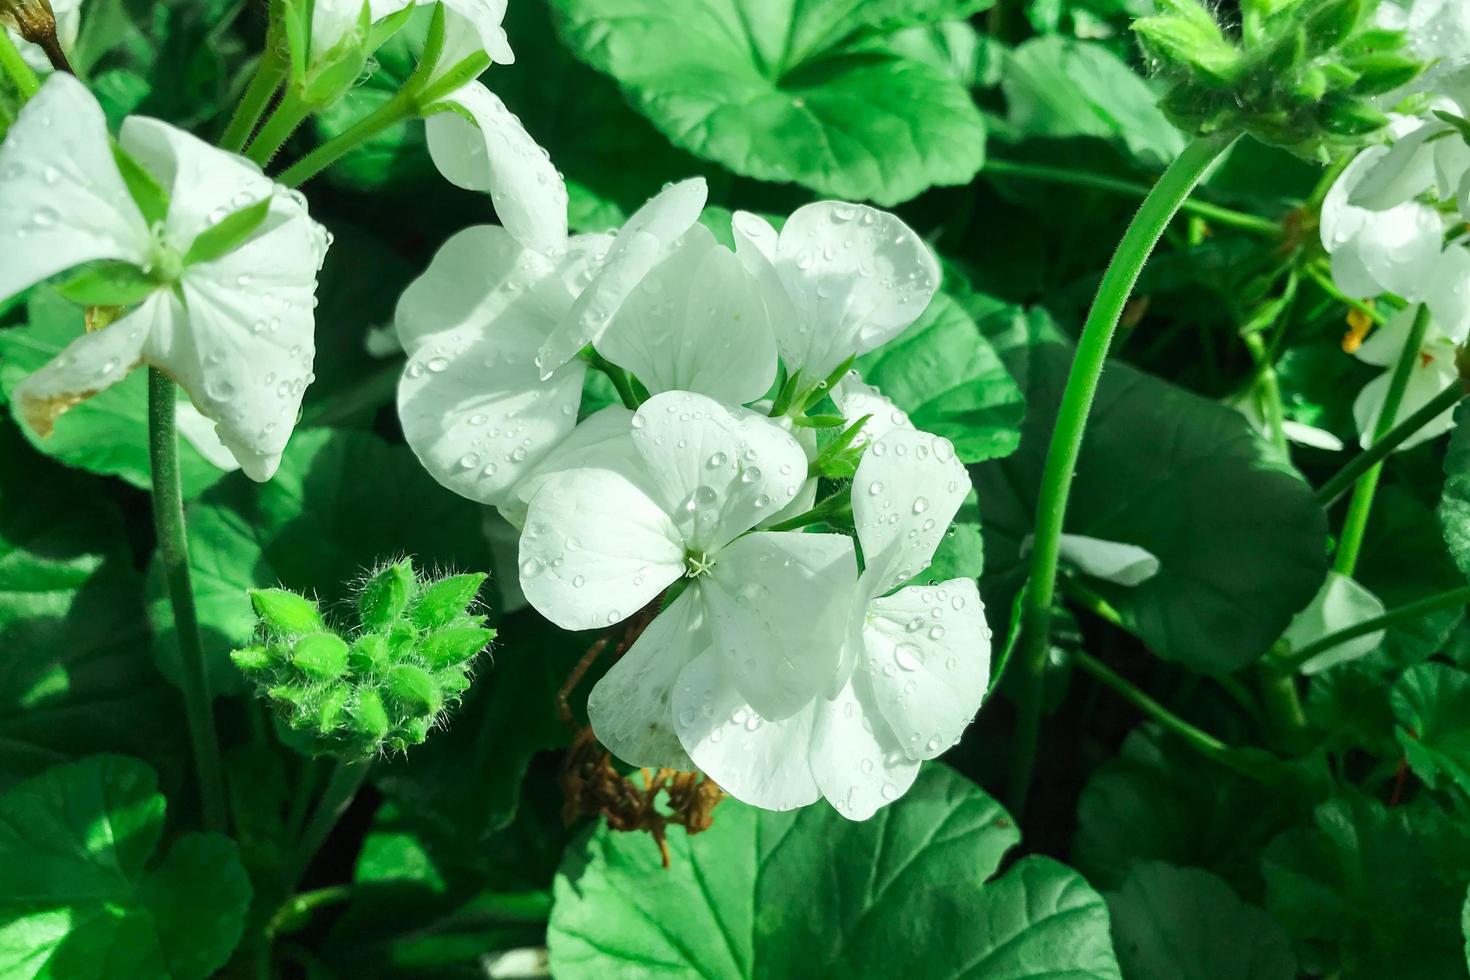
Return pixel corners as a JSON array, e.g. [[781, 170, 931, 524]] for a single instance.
[[832, 372, 913, 448], [1352, 305, 1461, 449], [676, 427, 990, 818], [1282, 571, 1387, 674], [1, 74, 329, 481], [310, 0, 511, 72], [395, 224, 610, 509], [528, 391, 857, 734], [1321, 145, 1445, 302], [731, 202, 940, 381]]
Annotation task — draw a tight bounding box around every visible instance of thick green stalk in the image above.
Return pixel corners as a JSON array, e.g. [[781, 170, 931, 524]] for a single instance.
[[0, 29, 40, 99], [218, 47, 286, 153], [245, 89, 312, 168], [148, 371, 228, 832], [984, 156, 1283, 237], [1007, 135, 1235, 815], [286, 759, 369, 892], [1333, 304, 1432, 577], [1277, 586, 1470, 674], [1317, 379, 1465, 507]]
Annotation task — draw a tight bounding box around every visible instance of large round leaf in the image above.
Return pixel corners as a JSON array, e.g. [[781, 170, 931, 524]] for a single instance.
[[0, 755, 251, 979], [548, 764, 1121, 978], [974, 312, 1328, 674], [551, 0, 989, 205]]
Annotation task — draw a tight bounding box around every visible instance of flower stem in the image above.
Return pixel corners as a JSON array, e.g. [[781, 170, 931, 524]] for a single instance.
[[218, 47, 286, 154], [1332, 304, 1432, 577], [1243, 332, 1290, 455], [148, 370, 228, 832], [246, 89, 312, 168], [586, 350, 643, 411], [275, 87, 416, 188], [982, 156, 1283, 237], [1007, 135, 1235, 815], [0, 29, 40, 99], [1316, 379, 1465, 507], [285, 758, 369, 893], [1276, 586, 1470, 674]]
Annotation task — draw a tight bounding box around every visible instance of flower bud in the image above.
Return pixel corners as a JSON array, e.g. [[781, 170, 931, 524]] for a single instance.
[[232, 558, 495, 759], [0, 0, 56, 46]]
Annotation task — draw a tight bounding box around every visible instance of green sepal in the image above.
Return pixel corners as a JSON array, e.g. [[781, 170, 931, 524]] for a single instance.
[[386, 663, 440, 715], [1321, 98, 1389, 135], [352, 688, 390, 742], [54, 261, 159, 307], [184, 197, 273, 265], [111, 142, 169, 226], [1346, 52, 1424, 95], [249, 588, 324, 635], [1305, 0, 1364, 49], [359, 560, 416, 632], [348, 633, 390, 675], [1434, 110, 1470, 144], [230, 644, 275, 674], [409, 572, 486, 629], [1133, 1, 1241, 87], [420, 625, 493, 669], [268, 681, 312, 708], [791, 413, 848, 429], [291, 632, 350, 679], [401, 715, 431, 746]]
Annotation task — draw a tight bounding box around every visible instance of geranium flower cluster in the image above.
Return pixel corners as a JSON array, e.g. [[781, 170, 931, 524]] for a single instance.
[[1320, 0, 1470, 450], [395, 178, 994, 819]]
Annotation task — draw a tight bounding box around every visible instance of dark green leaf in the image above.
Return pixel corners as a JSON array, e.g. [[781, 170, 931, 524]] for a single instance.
[[1391, 662, 1470, 795], [0, 755, 251, 978], [1357, 486, 1464, 669], [1440, 399, 1470, 584]]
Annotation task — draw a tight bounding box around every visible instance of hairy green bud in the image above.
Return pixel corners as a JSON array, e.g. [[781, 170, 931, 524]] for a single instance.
[[231, 558, 494, 759], [1134, 0, 1423, 159]]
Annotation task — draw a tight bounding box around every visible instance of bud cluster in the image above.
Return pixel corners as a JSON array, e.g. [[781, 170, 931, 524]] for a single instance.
[[232, 560, 493, 759], [1135, 0, 1423, 158]]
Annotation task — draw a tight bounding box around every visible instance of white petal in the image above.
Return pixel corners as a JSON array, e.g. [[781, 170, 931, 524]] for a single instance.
[[770, 202, 940, 378], [538, 178, 706, 376], [731, 210, 778, 264], [501, 404, 636, 528], [0, 74, 150, 302], [172, 190, 327, 481], [175, 399, 241, 472], [1427, 244, 1470, 345], [1349, 121, 1443, 210], [119, 115, 275, 251], [851, 427, 968, 597], [1283, 572, 1387, 675], [396, 226, 595, 505], [699, 531, 857, 720], [1281, 420, 1344, 452], [1353, 348, 1459, 449], [672, 648, 820, 812], [437, 0, 513, 68], [595, 225, 778, 404], [630, 391, 808, 552], [756, 416, 818, 530], [1353, 304, 1419, 368], [1434, 125, 1470, 200], [863, 579, 990, 761], [426, 82, 567, 256], [1056, 533, 1161, 587], [310, 0, 370, 64], [13, 295, 159, 437], [518, 467, 685, 632], [832, 372, 913, 448], [808, 672, 920, 820], [1320, 148, 1376, 253], [587, 589, 705, 770], [1321, 147, 1444, 301]]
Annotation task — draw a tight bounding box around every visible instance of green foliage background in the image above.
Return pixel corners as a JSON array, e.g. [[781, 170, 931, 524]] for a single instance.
[[2, 0, 1469, 977]]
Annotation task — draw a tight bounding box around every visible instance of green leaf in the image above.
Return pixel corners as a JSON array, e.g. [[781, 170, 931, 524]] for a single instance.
[[54, 261, 160, 307], [0, 424, 183, 789], [0, 755, 251, 979], [1073, 728, 1323, 900], [183, 196, 273, 265], [1305, 663, 1395, 755], [548, 764, 1121, 978], [854, 292, 1024, 464], [1440, 399, 1470, 583], [551, 0, 988, 205], [1264, 795, 1470, 980], [0, 289, 227, 497], [1106, 862, 1296, 980], [1000, 36, 1186, 168], [145, 427, 495, 697], [974, 312, 1329, 674], [1392, 662, 1470, 795], [1357, 487, 1464, 668]]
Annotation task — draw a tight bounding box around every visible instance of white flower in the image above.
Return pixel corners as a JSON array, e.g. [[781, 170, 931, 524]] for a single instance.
[[535, 178, 709, 376], [1381, 0, 1470, 104], [310, 0, 511, 73], [423, 81, 568, 255], [1321, 145, 1445, 302], [730, 202, 940, 382], [675, 427, 990, 818], [4, 0, 79, 72], [395, 224, 611, 509], [1347, 113, 1470, 213], [1, 74, 329, 481], [1352, 305, 1461, 449], [527, 391, 857, 733], [1282, 571, 1386, 674], [831, 372, 913, 448]]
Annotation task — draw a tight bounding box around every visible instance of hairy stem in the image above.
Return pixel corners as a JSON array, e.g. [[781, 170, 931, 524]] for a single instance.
[[148, 370, 228, 832], [1007, 135, 1235, 815], [218, 47, 286, 153], [286, 758, 370, 893], [1333, 304, 1432, 577], [246, 89, 312, 168], [276, 88, 417, 188]]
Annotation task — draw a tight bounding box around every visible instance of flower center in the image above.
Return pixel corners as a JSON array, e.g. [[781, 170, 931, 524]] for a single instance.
[[144, 222, 183, 284], [684, 551, 716, 578]]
